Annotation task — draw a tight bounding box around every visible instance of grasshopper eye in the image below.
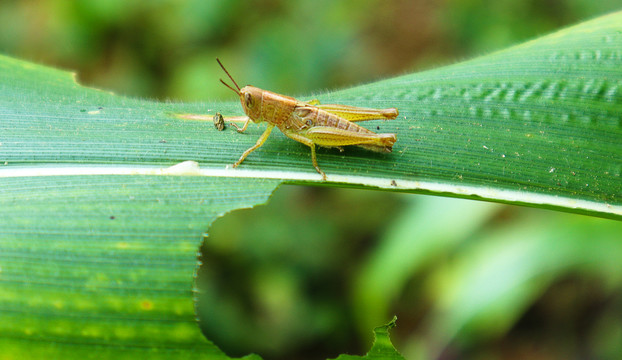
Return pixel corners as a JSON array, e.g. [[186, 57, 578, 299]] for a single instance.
[[244, 93, 254, 108]]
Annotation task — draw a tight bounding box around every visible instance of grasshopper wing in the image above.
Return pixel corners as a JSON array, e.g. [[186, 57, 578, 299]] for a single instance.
[[311, 104, 398, 122]]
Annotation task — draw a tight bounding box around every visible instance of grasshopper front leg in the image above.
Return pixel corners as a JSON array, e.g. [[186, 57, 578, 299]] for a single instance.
[[226, 116, 252, 133], [233, 124, 275, 168]]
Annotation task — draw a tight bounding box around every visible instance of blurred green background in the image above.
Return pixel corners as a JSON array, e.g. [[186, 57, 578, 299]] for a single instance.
[[2, 1, 621, 359]]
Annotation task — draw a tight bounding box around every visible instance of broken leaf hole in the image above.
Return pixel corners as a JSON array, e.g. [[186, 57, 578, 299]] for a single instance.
[[196, 185, 407, 359]]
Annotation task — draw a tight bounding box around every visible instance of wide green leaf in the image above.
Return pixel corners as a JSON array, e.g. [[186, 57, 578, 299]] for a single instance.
[[1, 12, 621, 219], [0, 11, 620, 359]]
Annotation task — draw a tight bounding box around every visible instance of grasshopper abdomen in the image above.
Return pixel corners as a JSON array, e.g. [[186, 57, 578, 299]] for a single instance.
[[292, 105, 396, 153]]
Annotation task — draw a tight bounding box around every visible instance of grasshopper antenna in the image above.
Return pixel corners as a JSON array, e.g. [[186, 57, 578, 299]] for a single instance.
[[217, 58, 241, 95]]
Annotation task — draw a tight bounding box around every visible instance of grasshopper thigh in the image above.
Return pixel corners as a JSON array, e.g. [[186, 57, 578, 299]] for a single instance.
[[303, 126, 387, 146]]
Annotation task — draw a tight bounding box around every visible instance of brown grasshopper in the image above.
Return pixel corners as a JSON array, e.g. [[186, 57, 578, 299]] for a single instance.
[[217, 59, 398, 180]]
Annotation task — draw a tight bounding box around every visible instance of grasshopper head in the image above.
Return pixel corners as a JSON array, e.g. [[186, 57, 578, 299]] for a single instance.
[[216, 59, 263, 123], [239, 86, 263, 122]]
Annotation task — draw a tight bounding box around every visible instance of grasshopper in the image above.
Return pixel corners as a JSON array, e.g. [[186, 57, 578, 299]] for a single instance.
[[217, 59, 398, 180]]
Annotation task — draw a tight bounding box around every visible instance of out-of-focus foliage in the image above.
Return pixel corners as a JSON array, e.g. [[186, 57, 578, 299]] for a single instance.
[[1, 1, 621, 359], [201, 188, 409, 359], [204, 188, 622, 360]]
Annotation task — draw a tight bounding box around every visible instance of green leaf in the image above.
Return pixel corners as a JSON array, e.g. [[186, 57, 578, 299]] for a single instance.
[[332, 317, 404, 360], [318, 11, 621, 219], [2, 11, 621, 219], [0, 11, 621, 359], [0, 175, 275, 359]]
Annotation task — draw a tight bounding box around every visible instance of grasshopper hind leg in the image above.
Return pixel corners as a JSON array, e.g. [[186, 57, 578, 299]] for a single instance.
[[284, 132, 327, 180], [308, 143, 327, 180]]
